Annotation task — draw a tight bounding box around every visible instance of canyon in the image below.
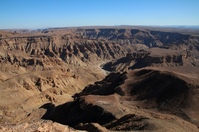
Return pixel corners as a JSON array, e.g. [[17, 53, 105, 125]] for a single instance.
[[0, 27, 199, 131]]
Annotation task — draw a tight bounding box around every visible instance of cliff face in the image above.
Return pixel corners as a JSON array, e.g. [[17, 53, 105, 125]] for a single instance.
[[0, 35, 132, 66], [1, 28, 199, 63], [102, 46, 199, 72], [1, 28, 198, 68], [132, 54, 183, 68], [41, 69, 199, 131], [77, 28, 199, 48]]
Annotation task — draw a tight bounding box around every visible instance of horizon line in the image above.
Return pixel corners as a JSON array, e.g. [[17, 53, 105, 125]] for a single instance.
[[1, 25, 199, 30]]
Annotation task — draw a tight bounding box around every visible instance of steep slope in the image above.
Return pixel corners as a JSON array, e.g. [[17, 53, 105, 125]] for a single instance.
[[76, 28, 199, 49], [41, 69, 199, 131], [102, 47, 199, 72], [0, 33, 115, 125]]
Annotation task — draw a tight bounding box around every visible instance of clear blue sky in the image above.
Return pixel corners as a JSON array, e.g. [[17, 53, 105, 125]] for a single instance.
[[0, 0, 199, 29]]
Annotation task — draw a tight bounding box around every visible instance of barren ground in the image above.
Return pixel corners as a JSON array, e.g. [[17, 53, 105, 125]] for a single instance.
[[0, 27, 199, 131]]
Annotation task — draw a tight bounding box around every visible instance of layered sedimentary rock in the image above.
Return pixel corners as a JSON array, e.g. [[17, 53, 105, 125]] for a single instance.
[[41, 69, 199, 131]]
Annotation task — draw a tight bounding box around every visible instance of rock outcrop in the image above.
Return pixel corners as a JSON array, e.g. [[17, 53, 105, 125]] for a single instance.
[[103, 48, 199, 72], [41, 69, 199, 131]]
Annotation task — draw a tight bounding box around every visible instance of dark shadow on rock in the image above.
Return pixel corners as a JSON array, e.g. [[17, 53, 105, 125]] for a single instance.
[[41, 99, 116, 128], [40, 103, 55, 120], [77, 72, 127, 96]]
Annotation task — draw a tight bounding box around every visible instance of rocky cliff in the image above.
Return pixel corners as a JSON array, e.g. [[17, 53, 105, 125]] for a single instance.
[[41, 69, 199, 131], [77, 28, 199, 48]]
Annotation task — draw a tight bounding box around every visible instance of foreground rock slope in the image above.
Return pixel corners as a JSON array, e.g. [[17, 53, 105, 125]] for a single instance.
[[42, 69, 199, 131]]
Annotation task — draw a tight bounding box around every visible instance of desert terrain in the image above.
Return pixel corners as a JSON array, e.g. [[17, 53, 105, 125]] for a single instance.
[[0, 27, 199, 131]]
